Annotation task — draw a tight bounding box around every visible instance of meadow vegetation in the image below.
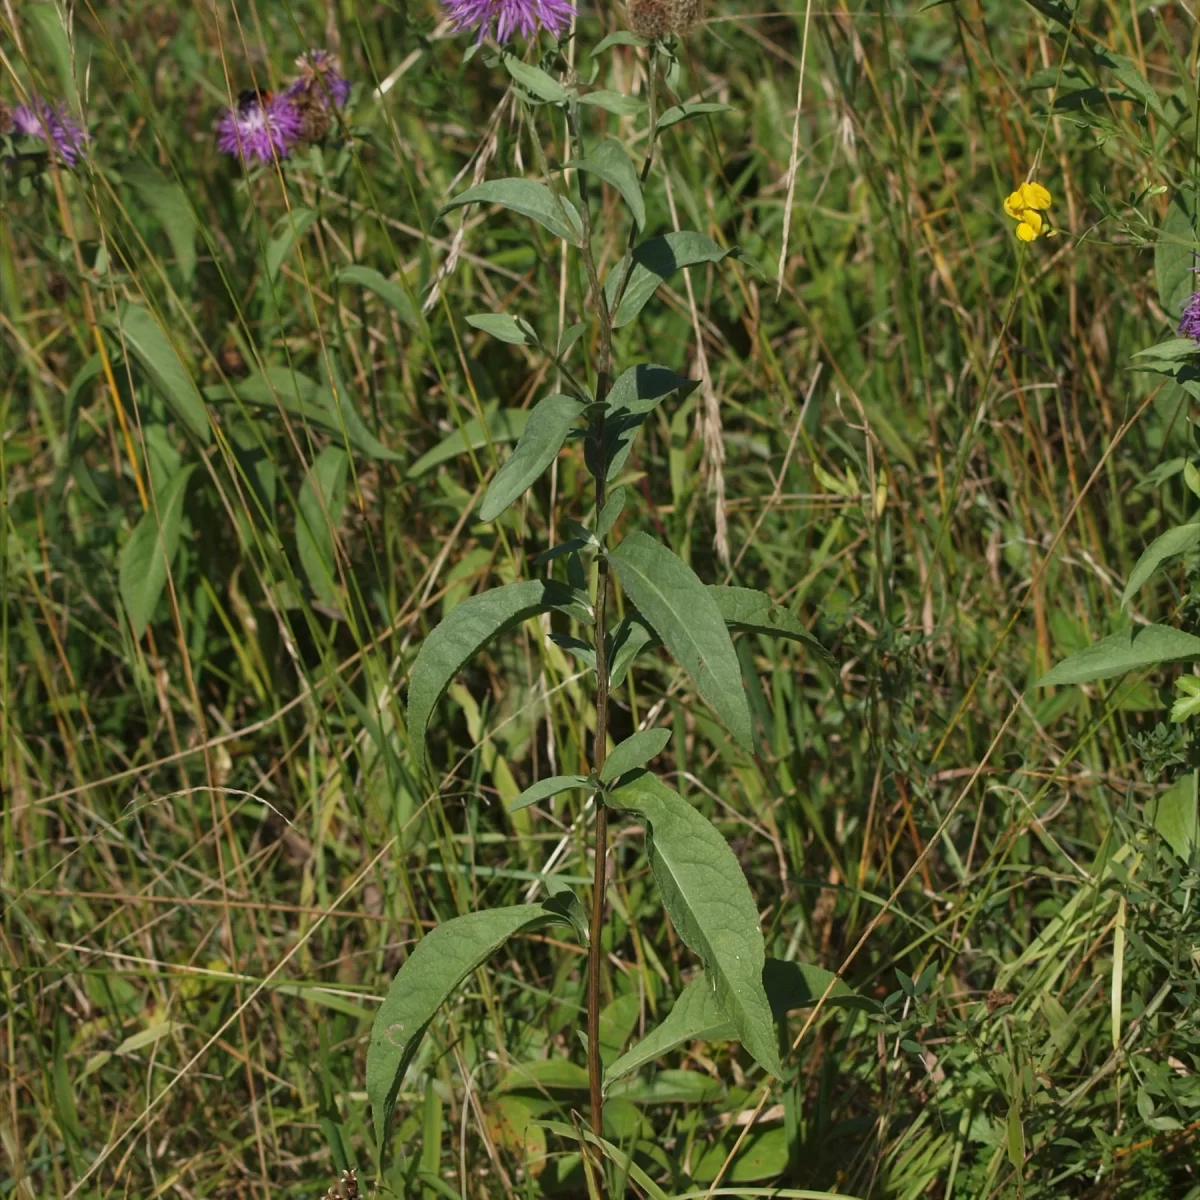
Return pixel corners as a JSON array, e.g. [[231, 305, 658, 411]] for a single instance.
[[3, 0, 1200, 1197]]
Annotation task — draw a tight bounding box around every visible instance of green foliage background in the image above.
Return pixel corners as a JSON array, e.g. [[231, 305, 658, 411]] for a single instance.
[[3, 0, 1200, 1196]]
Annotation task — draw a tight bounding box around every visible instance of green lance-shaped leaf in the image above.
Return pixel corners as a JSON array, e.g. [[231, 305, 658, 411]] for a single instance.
[[438, 179, 584, 248], [203, 369, 399, 461], [407, 408, 529, 479], [266, 206, 318, 281], [480, 394, 586, 522], [605, 232, 737, 328], [710, 585, 834, 665], [604, 973, 734, 1091], [367, 901, 572, 1143], [110, 305, 210, 442], [1156, 191, 1200, 319], [606, 772, 781, 1077], [1039, 625, 1200, 687], [296, 446, 349, 611], [118, 464, 198, 638], [609, 533, 753, 750], [1122, 523, 1200, 607], [600, 727, 671, 784], [1149, 771, 1198, 860], [566, 138, 645, 230], [336, 265, 419, 329], [508, 774, 591, 814], [656, 102, 736, 131], [407, 580, 584, 777], [124, 163, 199, 283], [502, 52, 571, 102], [596, 364, 696, 482], [465, 313, 538, 345]]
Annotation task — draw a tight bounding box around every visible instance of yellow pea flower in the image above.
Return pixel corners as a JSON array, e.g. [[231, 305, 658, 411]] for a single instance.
[[1003, 179, 1052, 241], [1003, 190, 1026, 220], [1017, 209, 1043, 240], [1019, 180, 1052, 210]]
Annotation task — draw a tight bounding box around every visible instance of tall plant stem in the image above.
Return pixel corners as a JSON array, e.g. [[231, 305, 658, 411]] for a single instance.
[[568, 43, 661, 1165]]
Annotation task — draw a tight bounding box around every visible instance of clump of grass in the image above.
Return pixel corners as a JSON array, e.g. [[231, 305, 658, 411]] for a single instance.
[[3, 1, 1200, 1197]]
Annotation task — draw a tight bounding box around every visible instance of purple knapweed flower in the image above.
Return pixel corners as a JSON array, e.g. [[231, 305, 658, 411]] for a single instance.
[[287, 50, 350, 109], [442, 0, 577, 43], [1181, 292, 1200, 345], [7, 99, 87, 165], [216, 91, 303, 163]]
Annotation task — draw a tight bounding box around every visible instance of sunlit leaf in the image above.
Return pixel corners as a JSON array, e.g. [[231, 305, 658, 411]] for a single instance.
[[609, 533, 752, 749], [605, 771, 781, 1078]]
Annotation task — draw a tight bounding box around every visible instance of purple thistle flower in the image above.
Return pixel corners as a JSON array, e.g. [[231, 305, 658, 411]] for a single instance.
[[8, 99, 87, 165], [217, 91, 303, 163], [442, 0, 577, 43], [1181, 292, 1200, 345], [288, 50, 351, 108]]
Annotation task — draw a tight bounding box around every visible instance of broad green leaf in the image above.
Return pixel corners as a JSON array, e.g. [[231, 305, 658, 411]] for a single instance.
[[609, 614, 656, 688], [24, 4, 79, 104], [118, 464, 198, 638], [592, 30, 650, 54], [578, 89, 646, 116], [710, 585, 834, 664], [605, 772, 781, 1077], [600, 727, 671, 784], [319, 374, 403, 463], [656, 102, 736, 131], [466, 313, 538, 345], [508, 774, 591, 813], [480, 394, 585, 522], [1108, 55, 1165, 119], [496, 1059, 590, 1093], [336, 264, 418, 328], [1039, 625, 1200, 687], [608, 1070, 724, 1106], [111, 305, 210, 442], [691, 1127, 790, 1184], [605, 232, 737, 328], [267, 206, 318, 281], [1150, 772, 1198, 860], [1132, 339, 1198, 365], [407, 579, 582, 777], [502, 52, 570, 102], [1170, 676, 1200, 723], [124, 163, 198, 283], [367, 901, 570, 1141], [439, 179, 584, 248], [595, 486, 626, 542], [762, 958, 862, 1016], [203, 368, 400, 461], [296, 446, 349, 611], [600, 364, 697, 480], [604, 973, 734, 1090], [566, 139, 645, 230], [1121, 523, 1200, 607], [1156, 191, 1200, 318], [407, 408, 529, 478], [609, 532, 753, 749]]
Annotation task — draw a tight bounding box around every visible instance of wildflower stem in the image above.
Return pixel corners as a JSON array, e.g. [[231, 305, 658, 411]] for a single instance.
[[565, 93, 615, 1165]]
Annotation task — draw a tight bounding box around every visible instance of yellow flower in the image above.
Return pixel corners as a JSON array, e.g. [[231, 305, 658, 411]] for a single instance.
[[1019, 180, 1052, 210], [1015, 220, 1038, 242], [1019, 209, 1043, 238], [1003, 190, 1026, 220]]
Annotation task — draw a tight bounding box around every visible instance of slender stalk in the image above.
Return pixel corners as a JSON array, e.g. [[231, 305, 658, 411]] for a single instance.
[[569, 44, 662, 1163], [565, 95, 615, 1152]]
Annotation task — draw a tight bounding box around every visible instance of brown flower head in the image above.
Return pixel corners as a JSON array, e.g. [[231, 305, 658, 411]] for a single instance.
[[626, 0, 704, 38]]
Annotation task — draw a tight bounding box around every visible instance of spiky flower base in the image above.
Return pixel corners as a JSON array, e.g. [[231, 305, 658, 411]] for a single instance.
[[626, 0, 704, 38]]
